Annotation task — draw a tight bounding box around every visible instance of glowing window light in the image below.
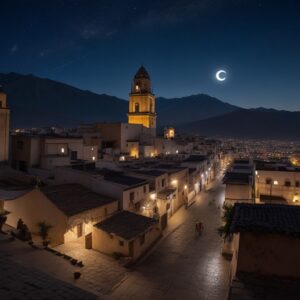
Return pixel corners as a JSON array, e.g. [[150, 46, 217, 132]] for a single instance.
[[273, 180, 278, 185]]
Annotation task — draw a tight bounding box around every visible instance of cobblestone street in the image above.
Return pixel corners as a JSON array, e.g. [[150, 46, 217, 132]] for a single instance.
[[110, 177, 230, 300]]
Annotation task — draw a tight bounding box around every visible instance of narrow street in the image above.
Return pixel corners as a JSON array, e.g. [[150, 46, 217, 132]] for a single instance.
[[110, 177, 230, 300]]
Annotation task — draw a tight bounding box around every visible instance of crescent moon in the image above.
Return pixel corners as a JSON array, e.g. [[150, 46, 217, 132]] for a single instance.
[[216, 70, 226, 81]]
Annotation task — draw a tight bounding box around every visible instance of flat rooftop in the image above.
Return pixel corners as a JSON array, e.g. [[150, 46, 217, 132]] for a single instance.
[[223, 172, 252, 185], [42, 184, 116, 216], [256, 164, 300, 172], [158, 187, 177, 200], [133, 170, 166, 177], [184, 155, 207, 162], [87, 169, 148, 187], [104, 173, 148, 187], [0, 177, 34, 191], [234, 159, 251, 164], [260, 194, 288, 203], [94, 211, 158, 240], [230, 203, 300, 236]]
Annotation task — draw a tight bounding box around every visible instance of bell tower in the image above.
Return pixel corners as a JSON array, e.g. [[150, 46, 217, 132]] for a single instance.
[[0, 86, 10, 162], [128, 66, 156, 133]]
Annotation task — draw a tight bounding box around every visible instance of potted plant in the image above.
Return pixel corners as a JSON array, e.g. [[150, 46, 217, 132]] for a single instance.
[[0, 209, 10, 233], [218, 204, 234, 256], [37, 221, 53, 246]]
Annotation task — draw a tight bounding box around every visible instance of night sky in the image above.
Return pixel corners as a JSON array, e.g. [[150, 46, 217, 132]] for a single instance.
[[1, 0, 300, 110]]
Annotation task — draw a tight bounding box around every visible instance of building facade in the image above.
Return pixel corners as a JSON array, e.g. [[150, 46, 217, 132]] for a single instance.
[[127, 66, 156, 136], [0, 87, 10, 162]]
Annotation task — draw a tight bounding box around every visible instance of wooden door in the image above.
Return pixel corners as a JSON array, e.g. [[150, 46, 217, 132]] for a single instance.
[[85, 233, 92, 249]]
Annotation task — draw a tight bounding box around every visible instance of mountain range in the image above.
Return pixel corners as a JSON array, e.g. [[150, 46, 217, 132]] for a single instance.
[[0, 72, 299, 140]]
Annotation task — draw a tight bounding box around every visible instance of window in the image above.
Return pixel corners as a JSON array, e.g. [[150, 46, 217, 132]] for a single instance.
[[162, 179, 166, 187], [17, 140, 24, 150], [0, 101, 2, 108], [71, 151, 77, 160], [135, 202, 141, 212], [140, 234, 145, 245], [130, 192, 134, 202], [77, 223, 83, 238], [296, 181, 300, 187], [285, 181, 291, 187], [135, 102, 140, 112], [143, 185, 147, 193], [265, 178, 272, 184], [104, 207, 108, 216], [119, 240, 124, 247]]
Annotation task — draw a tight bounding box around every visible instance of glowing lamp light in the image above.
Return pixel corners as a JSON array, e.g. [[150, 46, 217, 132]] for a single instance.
[[255, 171, 258, 175], [171, 179, 178, 186], [61, 148, 65, 153], [91, 147, 94, 151], [176, 150, 179, 154], [120, 156, 125, 161], [273, 180, 278, 185], [150, 193, 156, 200], [92, 156, 96, 161], [184, 185, 188, 190]]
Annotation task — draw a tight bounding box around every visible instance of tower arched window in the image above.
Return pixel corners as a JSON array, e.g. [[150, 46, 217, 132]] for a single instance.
[[135, 102, 140, 112]]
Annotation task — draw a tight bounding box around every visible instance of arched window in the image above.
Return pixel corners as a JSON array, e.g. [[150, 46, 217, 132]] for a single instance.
[[135, 102, 140, 112]]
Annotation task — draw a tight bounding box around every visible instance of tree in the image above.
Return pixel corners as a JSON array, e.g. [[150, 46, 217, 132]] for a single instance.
[[218, 204, 234, 239], [37, 221, 53, 241], [0, 209, 10, 232]]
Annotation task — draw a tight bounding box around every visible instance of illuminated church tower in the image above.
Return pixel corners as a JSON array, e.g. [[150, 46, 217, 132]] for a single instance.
[[128, 66, 156, 134], [0, 86, 10, 162]]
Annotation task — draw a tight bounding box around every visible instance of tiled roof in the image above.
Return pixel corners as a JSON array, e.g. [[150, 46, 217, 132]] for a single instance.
[[229, 203, 300, 236], [42, 184, 116, 216], [0, 254, 96, 299], [94, 211, 158, 240]]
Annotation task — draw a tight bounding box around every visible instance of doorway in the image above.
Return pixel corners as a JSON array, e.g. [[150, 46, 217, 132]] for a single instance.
[[85, 233, 92, 249]]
